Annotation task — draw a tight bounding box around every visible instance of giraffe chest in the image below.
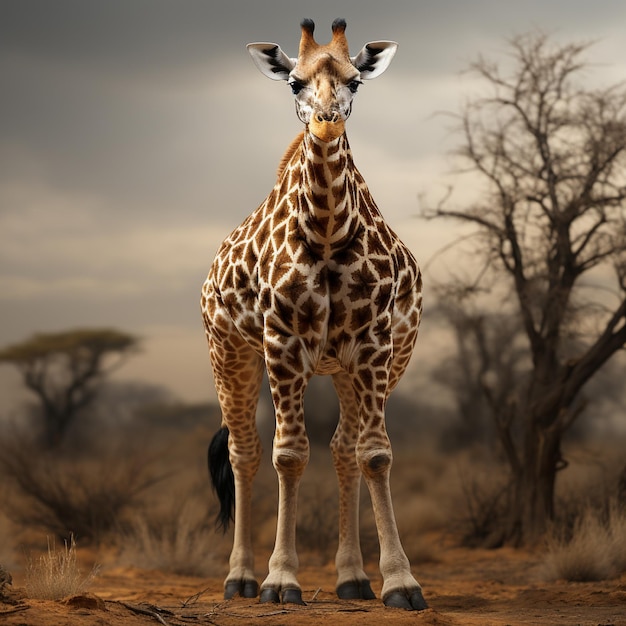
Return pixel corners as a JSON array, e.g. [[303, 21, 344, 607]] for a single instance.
[[214, 233, 397, 368]]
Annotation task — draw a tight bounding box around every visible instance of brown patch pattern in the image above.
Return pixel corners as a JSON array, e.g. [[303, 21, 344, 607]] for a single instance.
[[200, 18, 423, 607]]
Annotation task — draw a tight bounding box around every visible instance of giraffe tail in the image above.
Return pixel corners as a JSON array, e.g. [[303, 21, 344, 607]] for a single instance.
[[208, 426, 235, 532]]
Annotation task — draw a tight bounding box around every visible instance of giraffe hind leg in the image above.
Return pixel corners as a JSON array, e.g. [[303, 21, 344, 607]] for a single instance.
[[208, 428, 259, 599], [331, 372, 375, 600], [204, 307, 264, 599]]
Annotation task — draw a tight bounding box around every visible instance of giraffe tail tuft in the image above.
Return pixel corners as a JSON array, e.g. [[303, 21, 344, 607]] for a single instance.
[[208, 426, 235, 532]]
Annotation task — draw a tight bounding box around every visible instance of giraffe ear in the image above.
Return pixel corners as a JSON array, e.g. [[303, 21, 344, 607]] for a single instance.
[[352, 41, 398, 79], [247, 43, 296, 81]]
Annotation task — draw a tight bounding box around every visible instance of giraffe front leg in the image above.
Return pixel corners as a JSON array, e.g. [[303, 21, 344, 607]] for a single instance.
[[356, 431, 428, 611], [259, 345, 310, 605], [331, 372, 375, 600], [350, 341, 428, 611], [259, 445, 309, 605]]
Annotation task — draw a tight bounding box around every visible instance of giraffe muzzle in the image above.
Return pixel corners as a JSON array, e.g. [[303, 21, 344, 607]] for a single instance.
[[309, 110, 345, 142]]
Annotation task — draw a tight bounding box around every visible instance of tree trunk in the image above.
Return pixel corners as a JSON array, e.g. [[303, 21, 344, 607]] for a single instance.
[[505, 417, 563, 545], [42, 407, 72, 449]]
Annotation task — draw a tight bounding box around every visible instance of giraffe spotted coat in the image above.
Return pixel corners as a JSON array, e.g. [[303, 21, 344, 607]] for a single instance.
[[201, 18, 427, 611]]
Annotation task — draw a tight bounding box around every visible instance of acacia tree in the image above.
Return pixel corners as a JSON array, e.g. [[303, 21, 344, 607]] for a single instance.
[[427, 33, 626, 544], [0, 328, 138, 447]]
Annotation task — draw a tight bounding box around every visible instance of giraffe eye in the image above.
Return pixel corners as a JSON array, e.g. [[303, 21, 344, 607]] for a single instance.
[[348, 80, 362, 94], [289, 80, 305, 95]]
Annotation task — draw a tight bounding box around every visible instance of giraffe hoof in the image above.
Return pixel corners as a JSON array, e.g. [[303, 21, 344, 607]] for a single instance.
[[259, 588, 280, 603], [242, 580, 259, 598], [260, 587, 305, 605], [282, 588, 306, 605], [224, 579, 259, 599], [383, 589, 428, 611], [336, 580, 376, 600]]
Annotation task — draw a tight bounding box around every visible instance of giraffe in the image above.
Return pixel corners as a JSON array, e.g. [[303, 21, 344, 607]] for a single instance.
[[201, 18, 426, 611]]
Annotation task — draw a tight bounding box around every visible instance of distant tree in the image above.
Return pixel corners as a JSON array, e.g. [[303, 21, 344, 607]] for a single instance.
[[0, 328, 138, 448], [432, 288, 528, 452], [426, 33, 626, 544]]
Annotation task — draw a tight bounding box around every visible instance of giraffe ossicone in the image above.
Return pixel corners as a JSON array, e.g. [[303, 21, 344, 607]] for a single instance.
[[202, 18, 427, 611]]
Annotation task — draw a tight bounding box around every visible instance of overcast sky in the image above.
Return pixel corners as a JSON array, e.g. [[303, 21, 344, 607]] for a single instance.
[[1, 0, 626, 411]]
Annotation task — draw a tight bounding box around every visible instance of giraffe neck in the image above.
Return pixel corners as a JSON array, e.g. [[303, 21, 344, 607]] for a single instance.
[[295, 130, 360, 257]]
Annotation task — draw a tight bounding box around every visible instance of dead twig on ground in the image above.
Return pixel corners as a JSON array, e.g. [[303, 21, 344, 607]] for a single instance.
[[181, 585, 213, 608], [109, 600, 174, 626], [0, 605, 30, 616]]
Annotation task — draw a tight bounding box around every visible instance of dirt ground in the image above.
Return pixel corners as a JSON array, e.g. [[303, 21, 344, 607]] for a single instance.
[[2, 539, 625, 626]]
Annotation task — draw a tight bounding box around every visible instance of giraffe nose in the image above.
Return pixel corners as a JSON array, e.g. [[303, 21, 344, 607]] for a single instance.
[[315, 110, 341, 123]]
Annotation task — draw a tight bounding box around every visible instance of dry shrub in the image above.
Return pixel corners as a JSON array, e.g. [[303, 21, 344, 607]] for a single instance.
[[0, 435, 163, 543], [120, 500, 219, 577], [542, 503, 626, 582], [454, 460, 509, 548], [25, 535, 99, 600]]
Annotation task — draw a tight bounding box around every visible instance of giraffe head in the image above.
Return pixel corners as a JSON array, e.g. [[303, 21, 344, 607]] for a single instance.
[[247, 19, 397, 142]]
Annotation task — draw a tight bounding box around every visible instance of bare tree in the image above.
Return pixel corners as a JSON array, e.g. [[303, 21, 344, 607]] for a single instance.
[[0, 328, 138, 447], [426, 33, 626, 544]]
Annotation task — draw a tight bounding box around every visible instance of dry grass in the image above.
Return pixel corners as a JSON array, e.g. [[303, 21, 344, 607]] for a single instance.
[[119, 499, 220, 577], [606, 502, 626, 573], [542, 502, 626, 582], [25, 535, 99, 600], [397, 498, 446, 564]]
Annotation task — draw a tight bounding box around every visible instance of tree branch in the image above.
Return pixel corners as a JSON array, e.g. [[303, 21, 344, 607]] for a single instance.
[[563, 297, 626, 405]]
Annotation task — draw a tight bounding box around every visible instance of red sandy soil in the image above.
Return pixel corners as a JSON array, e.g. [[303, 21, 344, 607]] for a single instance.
[[2, 541, 625, 625]]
